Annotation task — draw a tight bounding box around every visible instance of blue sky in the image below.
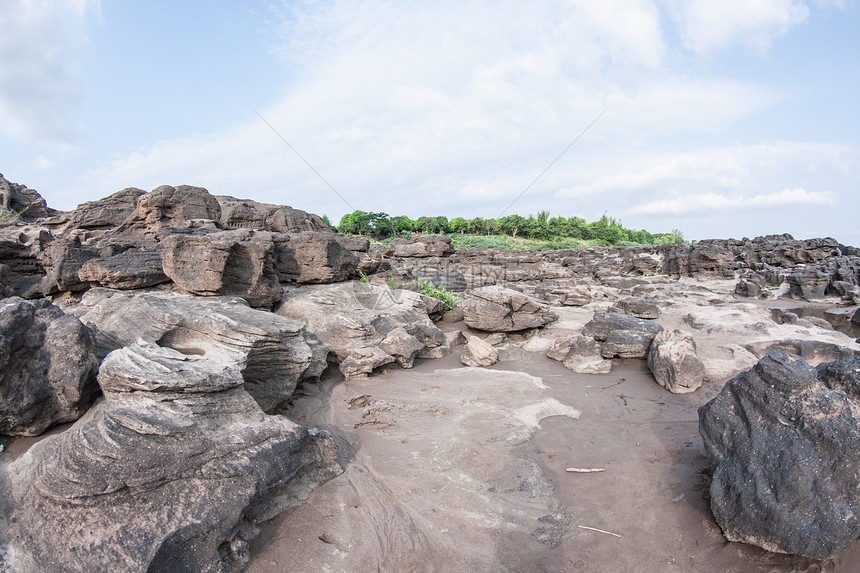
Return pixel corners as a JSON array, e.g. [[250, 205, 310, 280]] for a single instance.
[[1, 0, 858, 243]]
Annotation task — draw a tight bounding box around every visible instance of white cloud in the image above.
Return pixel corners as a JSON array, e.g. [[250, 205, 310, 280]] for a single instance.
[[0, 0, 100, 142], [628, 187, 837, 215], [671, 0, 809, 55]]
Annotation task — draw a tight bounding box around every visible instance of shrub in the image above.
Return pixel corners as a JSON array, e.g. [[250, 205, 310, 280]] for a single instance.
[[416, 278, 460, 312]]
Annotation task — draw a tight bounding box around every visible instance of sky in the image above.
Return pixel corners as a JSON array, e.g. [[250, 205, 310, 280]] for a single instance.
[[1, 0, 858, 244]]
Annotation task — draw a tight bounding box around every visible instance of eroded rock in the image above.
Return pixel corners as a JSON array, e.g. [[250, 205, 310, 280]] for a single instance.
[[1, 342, 341, 573], [0, 297, 99, 436], [699, 351, 860, 559], [460, 334, 499, 367], [647, 329, 704, 393], [461, 286, 558, 332]]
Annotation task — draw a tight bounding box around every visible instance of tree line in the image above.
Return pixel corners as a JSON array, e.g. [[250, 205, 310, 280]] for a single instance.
[[329, 210, 684, 246]]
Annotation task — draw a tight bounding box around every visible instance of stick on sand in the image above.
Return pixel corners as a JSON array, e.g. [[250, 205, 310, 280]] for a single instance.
[[565, 467, 605, 473], [577, 525, 622, 538]]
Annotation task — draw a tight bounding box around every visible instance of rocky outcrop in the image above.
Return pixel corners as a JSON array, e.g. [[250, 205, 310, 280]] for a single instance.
[[1, 342, 341, 573], [77, 290, 324, 412], [582, 311, 663, 341], [600, 329, 656, 359], [390, 235, 454, 258], [0, 225, 53, 296], [608, 297, 660, 319], [78, 247, 168, 289], [115, 184, 222, 238], [217, 196, 331, 234], [647, 329, 704, 393], [0, 297, 100, 436], [0, 173, 56, 221], [699, 351, 860, 559], [276, 282, 446, 379], [461, 286, 558, 332], [743, 339, 857, 365]]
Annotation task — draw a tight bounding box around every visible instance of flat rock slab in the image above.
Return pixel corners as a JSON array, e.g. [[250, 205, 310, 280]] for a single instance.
[[582, 311, 663, 341], [461, 285, 558, 332]]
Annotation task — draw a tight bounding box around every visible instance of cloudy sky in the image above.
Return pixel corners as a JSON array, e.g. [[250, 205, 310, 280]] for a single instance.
[[1, 0, 858, 243]]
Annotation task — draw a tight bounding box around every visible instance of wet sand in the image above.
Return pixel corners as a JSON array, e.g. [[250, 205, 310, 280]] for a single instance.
[[248, 347, 860, 572]]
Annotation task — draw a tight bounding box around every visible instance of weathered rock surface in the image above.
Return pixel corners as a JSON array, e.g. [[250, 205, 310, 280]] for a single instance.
[[744, 339, 857, 366], [547, 333, 612, 374], [47, 187, 146, 233], [78, 247, 168, 289], [608, 297, 660, 319], [115, 184, 222, 237], [647, 329, 704, 393], [0, 342, 341, 573], [217, 196, 332, 234], [461, 286, 558, 332], [0, 173, 56, 221], [600, 329, 655, 359], [162, 229, 282, 308], [274, 231, 357, 284], [77, 290, 323, 411], [0, 297, 100, 436], [582, 311, 663, 341], [276, 282, 446, 379], [699, 351, 860, 559], [0, 225, 53, 295], [390, 235, 454, 258], [460, 334, 499, 367]]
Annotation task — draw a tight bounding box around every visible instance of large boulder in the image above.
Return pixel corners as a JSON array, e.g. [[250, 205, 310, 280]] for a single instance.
[[77, 290, 324, 412], [699, 351, 860, 559], [608, 297, 660, 319], [600, 329, 655, 359], [647, 329, 704, 393], [64, 187, 147, 232], [274, 231, 358, 284], [0, 297, 100, 436], [461, 285, 558, 332], [0, 342, 341, 573], [162, 229, 282, 308], [276, 282, 446, 379], [0, 225, 53, 296]]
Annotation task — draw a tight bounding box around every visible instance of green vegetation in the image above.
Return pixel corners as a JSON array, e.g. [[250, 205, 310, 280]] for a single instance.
[[335, 209, 684, 247], [0, 206, 28, 222], [417, 278, 460, 312], [386, 276, 401, 290], [357, 270, 370, 283]]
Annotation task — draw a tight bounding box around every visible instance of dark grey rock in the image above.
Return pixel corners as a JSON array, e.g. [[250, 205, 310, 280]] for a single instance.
[[699, 351, 860, 559], [0, 173, 57, 221], [743, 339, 857, 366], [78, 248, 168, 289], [0, 297, 99, 436], [608, 297, 660, 319], [582, 311, 663, 341], [600, 329, 655, 359]]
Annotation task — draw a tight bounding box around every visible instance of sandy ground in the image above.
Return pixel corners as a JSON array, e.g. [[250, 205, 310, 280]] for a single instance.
[[248, 281, 860, 573]]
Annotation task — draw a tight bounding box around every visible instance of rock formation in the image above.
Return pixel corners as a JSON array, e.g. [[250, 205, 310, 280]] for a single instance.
[[647, 329, 704, 393], [1, 342, 341, 573], [0, 297, 100, 436], [277, 282, 448, 379], [699, 351, 860, 559], [77, 290, 324, 412], [461, 285, 558, 332]]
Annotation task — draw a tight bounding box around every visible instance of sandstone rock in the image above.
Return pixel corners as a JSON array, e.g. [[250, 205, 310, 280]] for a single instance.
[[460, 334, 499, 367], [276, 282, 445, 379], [0, 225, 53, 295], [116, 185, 222, 237], [78, 290, 322, 411], [1, 342, 341, 573], [0, 173, 56, 221], [461, 286, 558, 332], [162, 229, 282, 308], [216, 196, 331, 234], [390, 235, 454, 258], [735, 279, 762, 298], [786, 265, 831, 301], [699, 351, 860, 559], [608, 297, 660, 319], [647, 329, 704, 393], [600, 329, 655, 359], [412, 267, 468, 291], [0, 297, 99, 436], [274, 231, 357, 284], [333, 233, 370, 252], [66, 187, 146, 231], [547, 333, 612, 374], [582, 311, 663, 341], [78, 248, 168, 289], [38, 234, 100, 294]]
